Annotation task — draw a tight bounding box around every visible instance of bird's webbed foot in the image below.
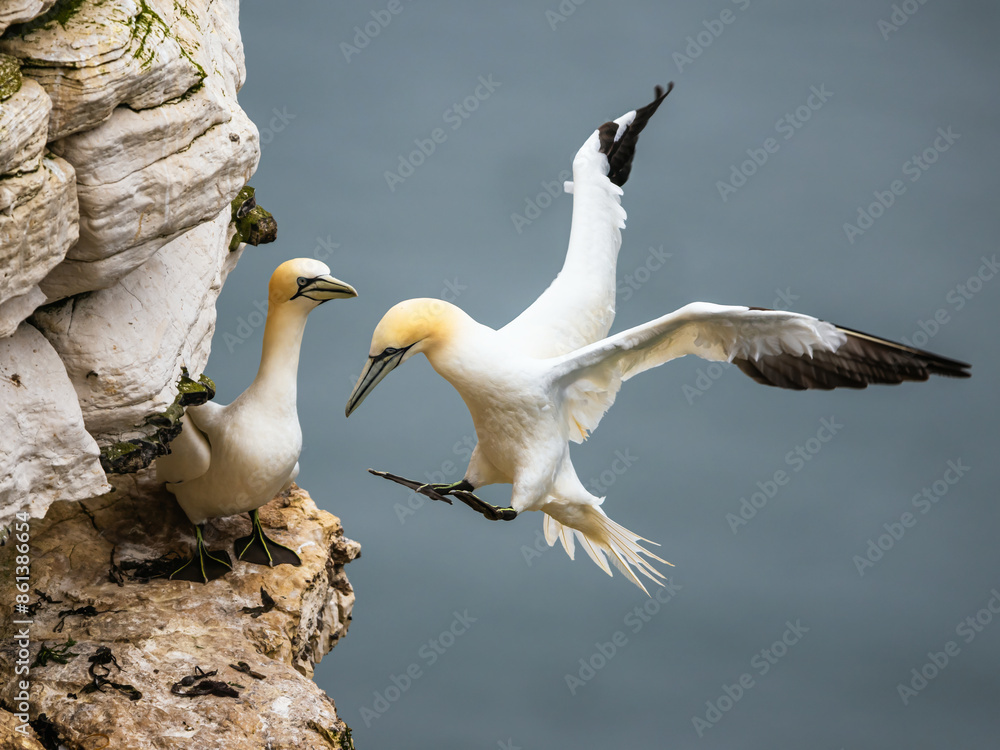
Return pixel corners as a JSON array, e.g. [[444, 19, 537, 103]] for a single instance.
[[169, 525, 233, 583], [234, 510, 302, 567], [369, 469, 518, 521]]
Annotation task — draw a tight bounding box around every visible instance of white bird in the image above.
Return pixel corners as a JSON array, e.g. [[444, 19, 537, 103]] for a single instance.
[[344, 86, 970, 593], [157, 258, 357, 582]]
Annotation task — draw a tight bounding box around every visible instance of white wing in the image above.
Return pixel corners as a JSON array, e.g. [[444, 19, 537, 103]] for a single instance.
[[549, 302, 970, 441], [155, 411, 213, 484], [500, 85, 673, 358]]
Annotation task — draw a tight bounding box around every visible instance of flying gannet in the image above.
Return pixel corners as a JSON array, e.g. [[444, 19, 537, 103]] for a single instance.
[[344, 85, 970, 593], [157, 258, 358, 582]]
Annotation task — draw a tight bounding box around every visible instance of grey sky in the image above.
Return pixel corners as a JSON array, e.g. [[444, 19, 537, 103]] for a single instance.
[[213, 1, 999, 747]]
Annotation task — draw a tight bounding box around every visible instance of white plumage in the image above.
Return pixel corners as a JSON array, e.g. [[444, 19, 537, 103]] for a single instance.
[[157, 257, 357, 581], [346, 85, 969, 592]]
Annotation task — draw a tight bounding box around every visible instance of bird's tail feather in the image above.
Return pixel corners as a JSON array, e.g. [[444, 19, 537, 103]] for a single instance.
[[542, 503, 671, 595]]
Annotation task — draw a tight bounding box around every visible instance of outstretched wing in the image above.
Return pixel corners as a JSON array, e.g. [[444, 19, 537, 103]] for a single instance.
[[500, 84, 673, 358], [550, 302, 970, 441]]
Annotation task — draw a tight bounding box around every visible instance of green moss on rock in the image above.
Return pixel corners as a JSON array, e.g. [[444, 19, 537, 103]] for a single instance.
[[99, 368, 217, 475], [229, 186, 278, 251], [0, 54, 22, 101]]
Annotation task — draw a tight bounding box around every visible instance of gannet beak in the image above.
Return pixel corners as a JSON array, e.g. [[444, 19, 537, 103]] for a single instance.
[[345, 348, 409, 417], [292, 275, 358, 303]]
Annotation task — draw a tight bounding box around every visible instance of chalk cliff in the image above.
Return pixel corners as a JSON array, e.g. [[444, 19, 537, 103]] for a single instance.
[[0, 1, 359, 745]]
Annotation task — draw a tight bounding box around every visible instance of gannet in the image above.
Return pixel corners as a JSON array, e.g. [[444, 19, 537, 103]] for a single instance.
[[157, 258, 357, 582], [344, 85, 970, 593]]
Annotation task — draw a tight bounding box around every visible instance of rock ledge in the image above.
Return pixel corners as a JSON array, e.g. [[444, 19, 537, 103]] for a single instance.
[[0, 483, 360, 749]]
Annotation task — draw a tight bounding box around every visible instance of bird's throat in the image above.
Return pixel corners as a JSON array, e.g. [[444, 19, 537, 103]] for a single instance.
[[253, 305, 309, 404]]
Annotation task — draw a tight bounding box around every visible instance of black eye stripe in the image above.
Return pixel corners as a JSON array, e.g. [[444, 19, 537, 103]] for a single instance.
[[374, 345, 409, 362]]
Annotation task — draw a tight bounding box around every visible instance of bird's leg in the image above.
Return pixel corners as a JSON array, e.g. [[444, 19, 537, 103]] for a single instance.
[[451, 490, 518, 522], [234, 510, 302, 567], [169, 524, 233, 583], [417, 479, 475, 494], [368, 469, 454, 504], [368, 469, 517, 521]]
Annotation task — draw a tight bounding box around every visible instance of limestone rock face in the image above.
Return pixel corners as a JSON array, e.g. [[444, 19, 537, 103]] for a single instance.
[[36, 0, 260, 300], [32, 209, 242, 441], [0, 0, 205, 140], [43, 92, 259, 300], [0, 155, 78, 337], [0, 483, 359, 748], [0, 0, 261, 514], [0, 323, 108, 526], [0, 0, 56, 35], [0, 77, 50, 175]]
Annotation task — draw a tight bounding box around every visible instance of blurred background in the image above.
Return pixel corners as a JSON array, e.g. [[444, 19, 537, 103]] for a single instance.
[[219, 2, 999, 747]]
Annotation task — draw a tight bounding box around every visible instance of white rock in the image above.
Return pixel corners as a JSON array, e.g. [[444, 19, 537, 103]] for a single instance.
[[0, 322, 109, 525], [40, 100, 258, 299], [0, 0, 56, 35], [0, 155, 77, 329], [0, 285, 45, 338], [32, 208, 242, 441], [38, 0, 259, 301], [0, 77, 51, 175], [0, 0, 204, 140], [49, 77, 231, 186]]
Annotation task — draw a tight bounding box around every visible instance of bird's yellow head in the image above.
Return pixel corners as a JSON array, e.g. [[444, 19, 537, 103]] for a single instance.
[[345, 298, 461, 416], [268, 258, 357, 310]]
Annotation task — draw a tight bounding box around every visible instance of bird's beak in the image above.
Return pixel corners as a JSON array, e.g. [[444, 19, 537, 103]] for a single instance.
[[345, 349, 407, 417], [292, 275, 358, 303]]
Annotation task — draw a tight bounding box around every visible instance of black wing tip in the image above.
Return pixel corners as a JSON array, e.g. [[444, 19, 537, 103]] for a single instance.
[[836, 326, 972, 379], [600, 82, 675, 187]]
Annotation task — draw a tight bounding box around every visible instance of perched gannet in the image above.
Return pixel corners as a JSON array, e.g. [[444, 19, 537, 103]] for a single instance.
[[157, 258, 357, 582], [345, 86, 970, 593]]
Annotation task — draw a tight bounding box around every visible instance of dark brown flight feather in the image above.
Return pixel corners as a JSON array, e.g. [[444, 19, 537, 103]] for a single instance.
[[733, 320, 970, 390]]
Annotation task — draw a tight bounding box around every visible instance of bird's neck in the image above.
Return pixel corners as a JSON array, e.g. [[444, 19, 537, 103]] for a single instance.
[[252, 304, 309, 407], [422, 310, 503, 395]]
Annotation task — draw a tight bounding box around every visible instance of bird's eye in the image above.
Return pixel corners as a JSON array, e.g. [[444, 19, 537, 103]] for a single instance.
[[297, 277, 308, 286], [383, 347, 399, 356]]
